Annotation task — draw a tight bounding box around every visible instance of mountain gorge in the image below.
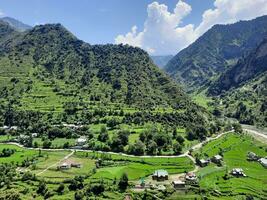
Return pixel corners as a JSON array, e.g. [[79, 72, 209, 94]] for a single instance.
[[150, 55, 173, 69], [209, 37, 267, 126], [165, 15, 267, 92]]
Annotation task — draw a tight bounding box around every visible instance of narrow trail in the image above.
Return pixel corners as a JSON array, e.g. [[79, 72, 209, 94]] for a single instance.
[[36, 150, 74, 175]]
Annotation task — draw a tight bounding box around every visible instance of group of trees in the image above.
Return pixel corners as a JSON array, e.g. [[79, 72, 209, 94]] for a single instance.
[[0, 148, 15, 157]]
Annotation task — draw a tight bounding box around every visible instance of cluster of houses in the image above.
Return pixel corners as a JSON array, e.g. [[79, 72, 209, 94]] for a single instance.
[[247, 151, 267, 168], [150, 169, 198, 190], [57, 160, 82, 170], [198, 154, 223, 167]]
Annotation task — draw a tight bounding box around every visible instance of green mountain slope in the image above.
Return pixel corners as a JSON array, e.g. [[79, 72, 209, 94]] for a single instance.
[[0, 23, 190, 109], [209, 37, 267, 95], [165, 15, 267, 92], [208, 37, 267, 126]]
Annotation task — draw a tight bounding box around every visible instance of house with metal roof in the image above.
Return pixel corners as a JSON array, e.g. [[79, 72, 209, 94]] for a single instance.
[[152, 170, 168, 181], [259, 157, 267, 168], [211, 155, 223, 164], [231, 168, 246, 177]]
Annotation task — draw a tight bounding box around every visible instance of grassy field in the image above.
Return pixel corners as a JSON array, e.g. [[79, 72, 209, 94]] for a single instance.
[[0, 143, 194, 181], [0, 132, 266, 199], [196, 133, 267, 199]]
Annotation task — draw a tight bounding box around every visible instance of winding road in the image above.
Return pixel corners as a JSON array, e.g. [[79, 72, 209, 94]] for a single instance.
[[1, 127, 266, 178]]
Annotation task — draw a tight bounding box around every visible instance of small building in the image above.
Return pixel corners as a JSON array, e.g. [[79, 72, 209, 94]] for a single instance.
[[172, 180, 186, 189], [259, 157, 267, 168], [2, 125, 9, 130], [10, 126, 18, 130], [31, 133, 38, 138], [152, 170, 168, 181], [76, 136, 87, 146], [58, 163, 71, 170], [212, 155, 223, 164], [71, 163, 82, 168], [231, 168, 246, 177], [247, 152, 259, 161], [199, 159, 209, 167], [185, 172, 198, 183]]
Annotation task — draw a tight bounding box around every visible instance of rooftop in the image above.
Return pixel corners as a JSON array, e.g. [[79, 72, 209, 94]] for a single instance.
[[214, 155, 223, 160], [153, 170, 168, 177], [259, 158, 267, 165]]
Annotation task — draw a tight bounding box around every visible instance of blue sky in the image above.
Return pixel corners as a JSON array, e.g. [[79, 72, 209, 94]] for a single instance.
[[0, 0, 213, 44], [1, 0, 267, 55]]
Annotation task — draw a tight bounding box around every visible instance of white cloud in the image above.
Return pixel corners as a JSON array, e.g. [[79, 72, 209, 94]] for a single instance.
[[115, 0, 267, 55], [196, 0, 267, 36]]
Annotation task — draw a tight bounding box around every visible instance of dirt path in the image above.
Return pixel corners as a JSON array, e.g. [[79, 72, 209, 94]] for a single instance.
[[242, 125, 267, 143], [36, 150, 74, 175]]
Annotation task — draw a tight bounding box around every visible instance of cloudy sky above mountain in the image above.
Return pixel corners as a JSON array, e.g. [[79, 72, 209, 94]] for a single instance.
[[115, 0, 267, 55], [1, 0, 267, 55]]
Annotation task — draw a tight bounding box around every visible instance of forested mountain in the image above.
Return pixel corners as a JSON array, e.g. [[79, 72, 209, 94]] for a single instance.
[[0, 21, 192, 109], [150, 55, 173, 69], [208, 37, 267, 126], [165, 15, 267, 92], [1, 17, 31, 32], [209, 37, 267, 95]]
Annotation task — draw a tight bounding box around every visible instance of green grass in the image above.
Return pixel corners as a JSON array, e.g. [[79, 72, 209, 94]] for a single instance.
[[196, 133, 267, 199], [0, 144, 37, 164], [33, 138, 76, 148], [76, 151, 194, 180], [191, 91, 212, 109]]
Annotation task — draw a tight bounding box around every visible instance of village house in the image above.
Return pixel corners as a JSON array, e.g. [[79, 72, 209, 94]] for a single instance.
[[76, 136, 87, 146], [58, 163, 71, 170], [185, 172, 198, 184], [31, 133, 38, 138], [71, 163, 82, 168], [211, 155, 223, 164], [172, 180, 186, 189], [152, 170, 168, 181], [247, 152, 259, 161], [259, 157, 267, 168], [231, 168, 246, 177], [58, 160, 82, 170], [198, 159, 209, 167]]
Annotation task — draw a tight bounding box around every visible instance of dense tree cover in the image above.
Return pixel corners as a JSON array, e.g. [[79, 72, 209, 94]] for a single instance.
[[208, 38, 267, 127], [118, 173, 128, 191], [165, 15, 267, 91], [0, 22, 193, 109], [0, 164, 16, 189], [0, 148, 15, 157]]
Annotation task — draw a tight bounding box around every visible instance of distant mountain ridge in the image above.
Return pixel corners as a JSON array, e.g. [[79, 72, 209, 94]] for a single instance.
[[207, 36, 267, 127], [150, 55, 173, 69], [1, 17, 32, 32], [165, 15, 267, 92], [209, 37, 267, 95]]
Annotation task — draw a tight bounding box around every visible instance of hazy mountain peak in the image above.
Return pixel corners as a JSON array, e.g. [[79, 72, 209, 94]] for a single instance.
[[1, 17, 32, 32]]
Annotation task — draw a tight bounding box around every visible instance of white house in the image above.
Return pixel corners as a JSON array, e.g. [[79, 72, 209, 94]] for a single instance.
[[76, 136, 87, 146], [259, 157, 267, 168]]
